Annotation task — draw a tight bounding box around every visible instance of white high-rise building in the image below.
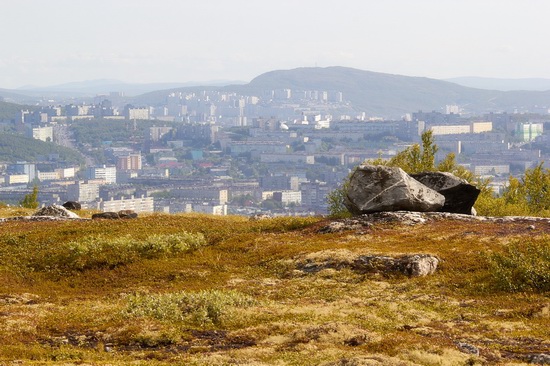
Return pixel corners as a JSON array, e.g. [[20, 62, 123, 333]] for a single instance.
[[87, 165, 117, 184]]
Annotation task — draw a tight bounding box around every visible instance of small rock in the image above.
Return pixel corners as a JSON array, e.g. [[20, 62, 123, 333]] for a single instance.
[[344, 334, 369, 346], [529, 353, 550, 365], [92, 212, 120, 220], [62, 201, 81, 210], [318, 220, 367, 233], [456, 342, 479, 356], [530, 354, 550, 365], [249, 213, 272, 221], [118, 210, 138, 219], [528, 225, 536, 230]]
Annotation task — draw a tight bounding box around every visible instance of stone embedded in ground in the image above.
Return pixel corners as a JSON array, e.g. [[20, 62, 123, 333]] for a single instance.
[[411, 171, 480, 215], [62, 201, 82, 211], [344, 165, 445, 215], [297, 250, 439, 277], [118, 210, 138, 219], [352, 254, 439, 277], [456, 342, 480, 356], [91, 212, 120, 220], [92, 211, 138, 220], [530, 354, 550, 364], [32, 204, 80, 219]]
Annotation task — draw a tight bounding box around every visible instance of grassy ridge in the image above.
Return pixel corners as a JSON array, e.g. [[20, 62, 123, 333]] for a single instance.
[[0, 212, 548, 365]]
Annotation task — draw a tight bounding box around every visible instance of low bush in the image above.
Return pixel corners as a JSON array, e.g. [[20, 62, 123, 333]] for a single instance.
[[2, 231, 207, 273], [63, 232, 207, 271], [488, 238, 550, 293], [125, 289, 257, 327]]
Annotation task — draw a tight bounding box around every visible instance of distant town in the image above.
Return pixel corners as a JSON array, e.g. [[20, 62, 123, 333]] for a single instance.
[[0, 83, 548, 216]]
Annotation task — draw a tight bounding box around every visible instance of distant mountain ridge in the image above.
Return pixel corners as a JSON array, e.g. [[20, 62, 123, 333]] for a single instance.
[[14, 79, 247, 97], [445, 76, 550, 91], [133, 67, 550, 118], [3, 67, 550, 118], [240, 67, 550, 117]]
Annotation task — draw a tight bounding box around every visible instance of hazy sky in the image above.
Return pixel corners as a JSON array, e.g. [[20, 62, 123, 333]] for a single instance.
[[1, 0, 549, 88]]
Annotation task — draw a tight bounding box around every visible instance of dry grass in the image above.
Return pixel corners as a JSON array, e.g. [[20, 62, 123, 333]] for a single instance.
[[0, 211, 548, 365]]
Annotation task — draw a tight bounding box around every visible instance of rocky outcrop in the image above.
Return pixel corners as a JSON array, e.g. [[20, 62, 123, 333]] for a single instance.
[[344, 165, 445, 215], [411, 172, 480, 214], [32, 205, 80, 219], [318, 211, 550, 235], [296, 249, 439, 277], [352, 254, 439, 277]]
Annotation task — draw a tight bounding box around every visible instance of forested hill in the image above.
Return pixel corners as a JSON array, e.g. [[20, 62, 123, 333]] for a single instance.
[[0, 101, 37, 120], [0, 133, 84, 164]]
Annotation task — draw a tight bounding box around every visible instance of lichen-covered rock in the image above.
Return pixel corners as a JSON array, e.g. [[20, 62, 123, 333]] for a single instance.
[[33, 205, 80, 219], [353, 254, 439, 277], [411, 172, 480, 214], [296, 250, 439, 277], [344, 165, 445, 215]]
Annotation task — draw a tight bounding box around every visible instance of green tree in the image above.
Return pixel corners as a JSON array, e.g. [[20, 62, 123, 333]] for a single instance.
[[520, 163, 550, 212], [326, 172, 353, 218], [385, 129, 438, 173], [20, 185, 39, 209], [492, 163, 550, 216]]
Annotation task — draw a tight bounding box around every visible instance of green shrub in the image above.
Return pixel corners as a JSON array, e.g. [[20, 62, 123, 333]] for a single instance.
[[326, 173, 353, 219], [3, 231, 207, 273], [125, 289, 257, 327], [488, 238, 550, 293], [20, 185, 39, 209], [63, 232, 206, 271]]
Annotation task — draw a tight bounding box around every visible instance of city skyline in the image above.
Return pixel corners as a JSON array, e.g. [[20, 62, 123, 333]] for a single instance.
[[2, 0, 550, 88]]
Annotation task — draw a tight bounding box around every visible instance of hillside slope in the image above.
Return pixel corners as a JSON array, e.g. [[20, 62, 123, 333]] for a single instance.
[[0, 100, 38, 120], [0, 211, 547, 365], [0, 133, 84, 164], [445, 76, 550, 91]]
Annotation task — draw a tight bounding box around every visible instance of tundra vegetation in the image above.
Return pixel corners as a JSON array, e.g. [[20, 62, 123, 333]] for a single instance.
[[0, 207, 548, 365]]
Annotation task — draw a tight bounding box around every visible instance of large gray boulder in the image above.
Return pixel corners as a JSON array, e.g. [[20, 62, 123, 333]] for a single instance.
[[411, 172, 480, 215], [344, 165, 445, 214]]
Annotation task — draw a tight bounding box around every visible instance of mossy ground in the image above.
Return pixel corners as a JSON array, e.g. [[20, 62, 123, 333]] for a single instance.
[[0, 211, 548, 365]]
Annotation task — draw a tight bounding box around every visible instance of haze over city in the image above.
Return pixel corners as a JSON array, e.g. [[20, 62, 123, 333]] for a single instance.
[[2, 0, 550, 88]]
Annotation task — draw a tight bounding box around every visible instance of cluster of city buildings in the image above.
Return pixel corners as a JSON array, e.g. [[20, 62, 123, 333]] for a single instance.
[[0, 88, 548, 216]]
